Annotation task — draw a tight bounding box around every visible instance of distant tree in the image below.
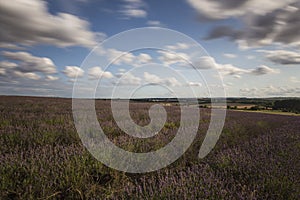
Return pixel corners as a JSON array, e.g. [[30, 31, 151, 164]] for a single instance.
[[249, 106, 260, 111], [273, 99, 300, 113]]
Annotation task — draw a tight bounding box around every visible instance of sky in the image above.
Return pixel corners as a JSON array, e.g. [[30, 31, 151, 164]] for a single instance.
[[0, 0, 299, 98]]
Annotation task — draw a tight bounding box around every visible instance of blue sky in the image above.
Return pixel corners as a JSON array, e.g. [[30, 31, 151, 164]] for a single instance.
[[0, 0, 299, 98]]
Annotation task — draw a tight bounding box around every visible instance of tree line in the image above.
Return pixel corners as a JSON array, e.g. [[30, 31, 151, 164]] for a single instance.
[[273, 99, 300, 114]]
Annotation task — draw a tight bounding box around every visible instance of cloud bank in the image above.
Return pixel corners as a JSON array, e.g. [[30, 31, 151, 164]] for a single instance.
[[187, 0, 300, 48], [0, 0, 103, 48]]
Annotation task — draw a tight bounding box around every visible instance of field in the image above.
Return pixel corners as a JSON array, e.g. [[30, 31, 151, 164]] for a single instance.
[[1, 96, 300, 199], [231, 109, 300, 116]]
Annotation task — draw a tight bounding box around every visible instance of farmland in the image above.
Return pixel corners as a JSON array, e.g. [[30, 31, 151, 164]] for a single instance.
[[0, 96, 300, 199]]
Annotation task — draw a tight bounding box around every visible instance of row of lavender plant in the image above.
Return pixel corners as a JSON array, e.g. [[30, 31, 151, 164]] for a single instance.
[[0, 96, 299, 199]]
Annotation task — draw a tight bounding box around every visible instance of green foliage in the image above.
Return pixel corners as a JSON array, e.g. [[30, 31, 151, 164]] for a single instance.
[[273, 99, 300, 114]]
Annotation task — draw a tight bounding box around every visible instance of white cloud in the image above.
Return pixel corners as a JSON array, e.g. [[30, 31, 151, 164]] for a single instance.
[[165, 43, 192, 51], [63, 66, 84, 78], [192, 56, 248, 76], [13, 71, 41, 80], [0, 68, 5, 76], [158, 50, 190, 65], [290, 76, 300, 83], [120, 0, 147, 18], [217, 64, 249, 76], [113, 71, 182, 87], [124, 0, 142, 3], [258, 49, 300, 65], [240, 85, 300, 97], [233, 75, 242, 79], [250, 65, 280, 75], [0, 61, 17, 69], [187, 0, 296, 20], [45, 75, 59, 81], [136, 53, 152, 64], [88, 66, 113, 80], [193, 56, 279, 76], [103, 48, 152, 67], [2, 51, 57, 74], [122, 9, 147, 18], [144, 72, 181, 87], [187, 82, 202, 87], [0, 43, 25, 50], [106, 49, 135, 65], [164, 77, 181, 87], [0, 0, 102, 48], [223, 53, 237, 58], [0, 52, 62, 84], [147, 20, 163, 27], [144, 72, 162, 83], [117, 72, 141, 86], [193, 56, 218, 69]]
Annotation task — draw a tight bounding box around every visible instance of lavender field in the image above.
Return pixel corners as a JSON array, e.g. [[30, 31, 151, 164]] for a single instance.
[[0, 96, 300, 199]]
